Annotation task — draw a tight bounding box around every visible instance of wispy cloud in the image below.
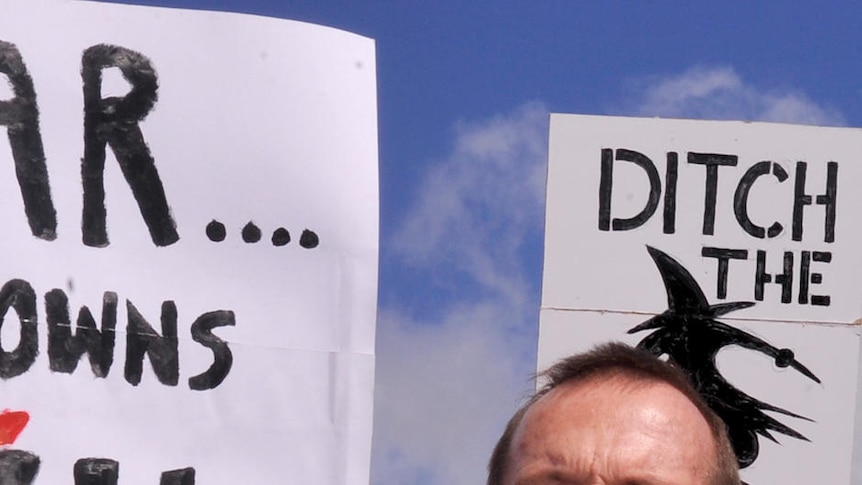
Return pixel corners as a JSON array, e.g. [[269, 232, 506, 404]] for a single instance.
[[392, 102, 548, 307], [628, 65, 845, 126], [372, 102, 548, 484], [372, 304, 533, 484]]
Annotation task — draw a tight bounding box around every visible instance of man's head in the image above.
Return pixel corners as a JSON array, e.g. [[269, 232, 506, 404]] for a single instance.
[[488, 342, 740, 485]]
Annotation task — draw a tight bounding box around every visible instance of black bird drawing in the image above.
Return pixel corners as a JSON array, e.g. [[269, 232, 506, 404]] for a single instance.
[[628, 246, 820, 469]]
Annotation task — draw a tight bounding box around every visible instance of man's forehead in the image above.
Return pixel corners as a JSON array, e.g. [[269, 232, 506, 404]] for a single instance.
[[506, 373, 718, 485], [515, 372, 717, 458]]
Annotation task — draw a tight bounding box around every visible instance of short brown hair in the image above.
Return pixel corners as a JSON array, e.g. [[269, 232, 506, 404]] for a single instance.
[[487, 342, 739, 485]]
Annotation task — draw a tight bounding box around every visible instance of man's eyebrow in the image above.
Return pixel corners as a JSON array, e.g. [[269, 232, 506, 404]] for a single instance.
[[619, 476, 670, 485], [514, 470, 586, 485], [516, 472, 668, 485]]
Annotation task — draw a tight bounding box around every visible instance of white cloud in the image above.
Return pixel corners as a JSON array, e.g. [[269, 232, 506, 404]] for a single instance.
[[372, 103, 548, 484], [631, 66, 845, 126], [371, 305, 533, 484], [392, 102, 548, 306]]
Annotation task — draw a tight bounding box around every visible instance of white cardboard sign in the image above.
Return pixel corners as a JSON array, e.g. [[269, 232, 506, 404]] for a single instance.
[[540, 114, 862, 484], [0, 1, 378, 483]]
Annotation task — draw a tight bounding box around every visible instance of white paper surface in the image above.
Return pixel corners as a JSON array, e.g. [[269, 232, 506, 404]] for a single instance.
[[540, 114, 861, 484], [0, 1, 378, 483]]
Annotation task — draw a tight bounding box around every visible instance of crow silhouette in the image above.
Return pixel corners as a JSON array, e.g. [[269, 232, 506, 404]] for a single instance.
[[628, 246, 820, 468]]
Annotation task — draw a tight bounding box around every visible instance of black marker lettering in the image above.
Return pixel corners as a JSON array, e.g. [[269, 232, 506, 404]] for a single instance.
[[81, 44, 177, 248], [792, 162, 810, 242], [598, 148, 662, 231], [702, 247, 748, 299], [803, 251, 832, 306], [124, 300, 178, 386], [602, 148, 661, 231], [0, 279, 38, 379], [46, 290, 117, 377], [792, 161, 838, 243], [74, 458, 118, 485], [688, 152, 738, 236], [798, 251, 811, 305], [663, 152, 677, 234], [188, 310, 235, 391], [733, 161, 787, 239], [0, 41, 57, 240], [0, 450, 40, 485], [612, 149, 661, 230], [777, 251, 794, 304], [160, 467, 195, 485], [598, 148, 613, 231], [754, 250, 793, 303], [821, 162, 838, 243]]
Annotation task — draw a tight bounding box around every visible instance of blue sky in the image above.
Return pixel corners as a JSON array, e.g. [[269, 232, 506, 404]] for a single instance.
[[100, 1, 862, 482]]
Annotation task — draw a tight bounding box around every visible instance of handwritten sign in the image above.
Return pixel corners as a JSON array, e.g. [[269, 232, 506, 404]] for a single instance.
[[539, 114, 862, 484], [0, 1, 378, 483]]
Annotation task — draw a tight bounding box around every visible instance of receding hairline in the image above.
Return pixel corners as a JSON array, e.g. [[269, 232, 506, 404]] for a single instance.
[[506, 370, 719, 483], [520, 367, 717, 448], [488, 343, 739, 485], [544, 364, 705, 399]]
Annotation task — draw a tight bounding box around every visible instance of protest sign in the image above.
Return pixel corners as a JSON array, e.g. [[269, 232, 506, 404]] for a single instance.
[[540, 114, 862, 483], [0, 1, 378, 483]]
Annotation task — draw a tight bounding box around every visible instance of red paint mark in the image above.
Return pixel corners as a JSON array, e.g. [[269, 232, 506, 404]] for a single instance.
[[0, 410, 29, 445]]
